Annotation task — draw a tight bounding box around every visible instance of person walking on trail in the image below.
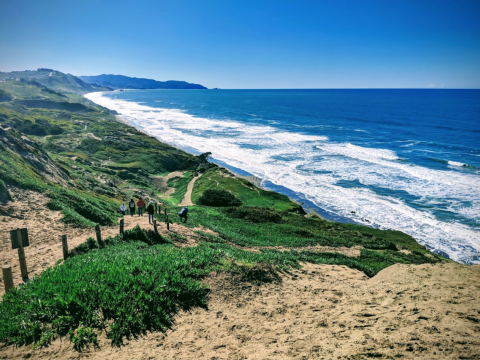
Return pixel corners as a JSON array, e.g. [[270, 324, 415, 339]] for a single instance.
[[137, 198, 145, 216], [147, 201, 155, 224], [120, 204, 127, 216], [178, 206, 188, 223], [128, 199, 135, 216]]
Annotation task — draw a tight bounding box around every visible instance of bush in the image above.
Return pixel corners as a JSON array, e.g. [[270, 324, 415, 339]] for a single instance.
[[197, 189, 242, 207]]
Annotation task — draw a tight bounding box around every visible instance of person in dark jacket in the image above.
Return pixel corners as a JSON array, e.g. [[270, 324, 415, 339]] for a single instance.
[[178, 206, 188, 223], [147, 201, 155, 224], [128, 199, 135, 216]]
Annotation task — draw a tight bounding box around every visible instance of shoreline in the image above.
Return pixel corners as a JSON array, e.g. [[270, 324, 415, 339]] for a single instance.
[[85, 91, 475, 263], [116, 108, 336, 222]]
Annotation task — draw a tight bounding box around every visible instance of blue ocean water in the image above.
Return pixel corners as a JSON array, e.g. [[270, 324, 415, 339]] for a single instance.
[[86, 89, 480, 264]]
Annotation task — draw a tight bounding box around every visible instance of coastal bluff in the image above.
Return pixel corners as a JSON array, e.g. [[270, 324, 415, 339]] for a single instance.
[[0, 70, 479, 359]]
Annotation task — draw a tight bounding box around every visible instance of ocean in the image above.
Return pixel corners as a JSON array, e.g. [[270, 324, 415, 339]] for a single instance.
[[85, 89, 480, 264]]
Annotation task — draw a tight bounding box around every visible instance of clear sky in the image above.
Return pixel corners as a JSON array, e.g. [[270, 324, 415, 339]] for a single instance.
[[1, 0, 479, 89]]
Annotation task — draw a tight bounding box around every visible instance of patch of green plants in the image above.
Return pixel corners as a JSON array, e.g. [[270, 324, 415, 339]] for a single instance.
[[192, 167, 301, 212], [197, 188, 242, 207], [224, 206, 283, 223], [166, 205, 446, 261], [0, 223, 443, 351], [0, 236, 218, 349], [167, 171, 193, 204], [46, 187, 118, 227]]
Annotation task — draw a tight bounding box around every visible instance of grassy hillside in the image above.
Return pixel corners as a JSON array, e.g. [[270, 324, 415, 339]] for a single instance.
[[0, 70, 449, 351], [0, 77, 197, 227]]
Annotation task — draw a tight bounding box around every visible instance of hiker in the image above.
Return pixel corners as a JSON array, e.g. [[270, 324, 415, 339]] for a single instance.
[[137, 197, 145, 216], [128, 199, 135, 216], [120, 203, 127, 216], [178, 206, 188, 223], [147, 201, 155, 224]]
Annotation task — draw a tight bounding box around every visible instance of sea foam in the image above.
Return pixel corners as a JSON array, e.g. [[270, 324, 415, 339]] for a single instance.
[[85, 91, 480, 264]]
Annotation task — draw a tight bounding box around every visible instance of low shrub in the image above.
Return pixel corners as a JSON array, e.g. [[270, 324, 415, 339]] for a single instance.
[[197, 189, 242, 207]]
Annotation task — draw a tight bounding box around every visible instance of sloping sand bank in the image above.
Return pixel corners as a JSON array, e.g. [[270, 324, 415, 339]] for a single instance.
[[2, 262, 478, 359]]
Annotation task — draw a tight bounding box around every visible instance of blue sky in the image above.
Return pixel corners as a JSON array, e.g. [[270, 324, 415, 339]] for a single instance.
[[1, 0, 479, 88]]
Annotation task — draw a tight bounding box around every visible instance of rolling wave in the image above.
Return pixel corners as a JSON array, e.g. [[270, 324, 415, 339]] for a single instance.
[[85, 91, 480, 264]]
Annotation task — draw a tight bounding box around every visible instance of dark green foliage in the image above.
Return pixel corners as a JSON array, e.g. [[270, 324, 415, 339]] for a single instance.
[[0, 89, 12, 102], [197, 189, 242, 207], [80, 138, 104, 153], [121, 225, 167, 245], [70, 326, 98, 351], [46, 188, 117, 227], [15, 100, 91, 113], [0, 240, 219, 349]]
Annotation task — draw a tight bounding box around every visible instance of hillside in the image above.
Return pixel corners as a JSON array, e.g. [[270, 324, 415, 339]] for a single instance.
[[0, 69, 111, 95], [0, 71, 478, 359], [79, 74, 208, 90]]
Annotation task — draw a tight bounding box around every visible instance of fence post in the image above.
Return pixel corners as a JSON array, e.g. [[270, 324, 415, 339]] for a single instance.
[[95, 224, 104, 247], [164, 208, 167, 221], [153, 219, 159, 235], [166, 215, 170, 230], [16, 229, 28, 282], [119, 218, 124, 235], [2, 264, 14, 293], [62, 235, 69, 260]]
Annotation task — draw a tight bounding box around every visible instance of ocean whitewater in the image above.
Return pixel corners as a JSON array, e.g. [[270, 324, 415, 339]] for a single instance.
[[86, 89, 480, 264]]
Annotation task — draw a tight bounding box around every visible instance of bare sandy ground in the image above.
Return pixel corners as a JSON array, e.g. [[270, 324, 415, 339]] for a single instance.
[[1, 262, 478, 360], [179, 174, 202, 207], [1, 187, 480, 359]]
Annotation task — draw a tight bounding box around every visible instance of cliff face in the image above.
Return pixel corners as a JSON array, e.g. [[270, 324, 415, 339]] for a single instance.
[[0, 125, 70, 186], [79, 74, 208, 90]]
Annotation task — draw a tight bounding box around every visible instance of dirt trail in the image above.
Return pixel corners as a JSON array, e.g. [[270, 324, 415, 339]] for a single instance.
[[0, 189, 155, 297], [151, 171, 184, 196], [179, 174, 202, 206]]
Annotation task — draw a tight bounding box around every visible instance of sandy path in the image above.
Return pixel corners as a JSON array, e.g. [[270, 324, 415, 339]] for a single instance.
[[2, 262, 479, 359], [0, 189, 154, 297], [179, 174, 202, 206], [151, 171, 185, 196]]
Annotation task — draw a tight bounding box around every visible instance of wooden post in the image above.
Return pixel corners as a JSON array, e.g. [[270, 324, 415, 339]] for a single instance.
[[164, 208, 167, 221], [95, 224, 104, 247], [2, 264, 14, 293], [62, 235, 69, 260], [119, 218, 124, 235], [153, 219, 159, 235], [16, 229, 28, 282], [166, 215, 170, 230], [154, 203, 158, 214]]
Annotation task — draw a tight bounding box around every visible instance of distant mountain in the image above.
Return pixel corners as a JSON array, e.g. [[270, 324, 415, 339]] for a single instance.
[[78, 74, 207, 90], [0, 69, 111, 94]]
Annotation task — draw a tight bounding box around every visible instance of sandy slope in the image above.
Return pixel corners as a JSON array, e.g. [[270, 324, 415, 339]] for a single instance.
[[179, 174, 202, 206], [1, 263, 479, 359], [1, 187, 480, 359]]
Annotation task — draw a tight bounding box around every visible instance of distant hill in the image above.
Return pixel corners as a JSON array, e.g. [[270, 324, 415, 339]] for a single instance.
[[0, 69, 111, 94], [79, 74, 207, 90]]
